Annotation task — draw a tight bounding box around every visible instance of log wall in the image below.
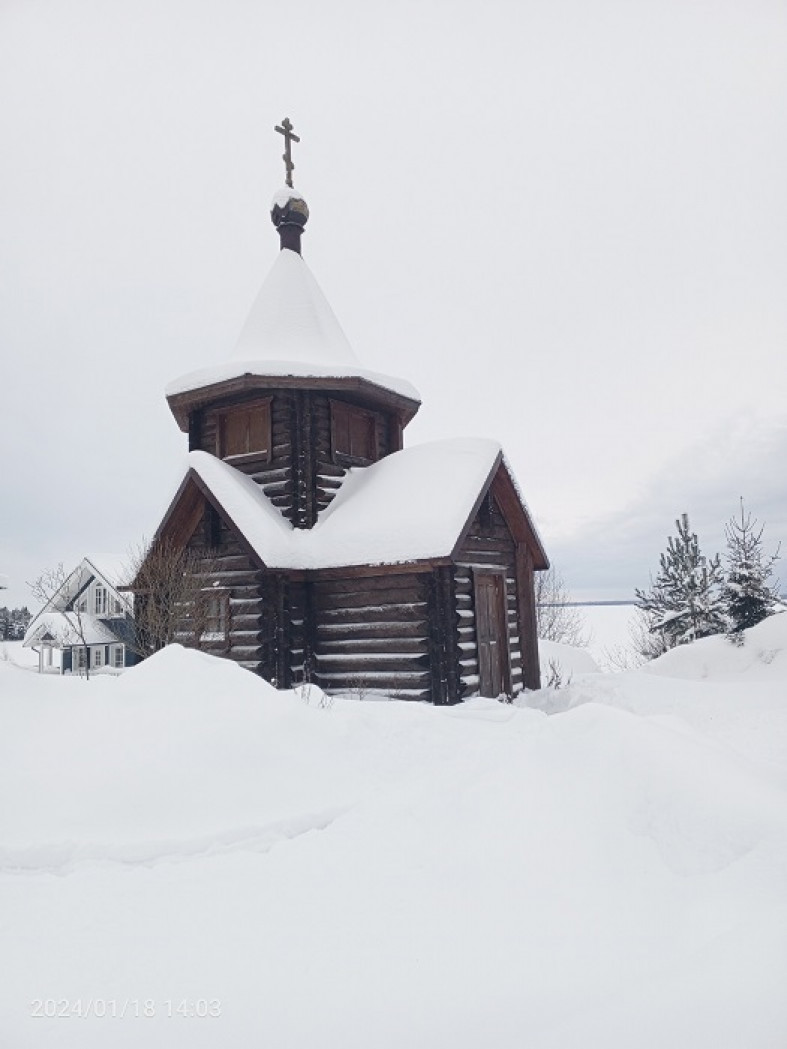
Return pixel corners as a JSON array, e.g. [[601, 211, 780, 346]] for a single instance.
[[310, 573, 432, 700], [190, 391, 397, 527], [179, 504, 269, 676]]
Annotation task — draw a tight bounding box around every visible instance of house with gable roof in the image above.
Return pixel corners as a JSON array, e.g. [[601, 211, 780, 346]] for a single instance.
[[23, 556, 137, 674], [133, 123, 548, 702]]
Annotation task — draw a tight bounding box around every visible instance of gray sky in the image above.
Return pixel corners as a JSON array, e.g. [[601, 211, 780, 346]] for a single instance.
[[1, 0, 785, 609]]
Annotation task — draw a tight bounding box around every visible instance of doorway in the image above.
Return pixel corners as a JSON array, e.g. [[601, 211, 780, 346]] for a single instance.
[[473, 569, 511, 698]]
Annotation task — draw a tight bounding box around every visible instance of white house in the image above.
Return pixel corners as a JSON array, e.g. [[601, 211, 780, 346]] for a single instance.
[[23, 556, 138, 674]]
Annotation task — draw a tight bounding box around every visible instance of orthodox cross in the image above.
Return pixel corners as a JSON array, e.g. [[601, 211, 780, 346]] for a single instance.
[[274, 117, 300, 188]]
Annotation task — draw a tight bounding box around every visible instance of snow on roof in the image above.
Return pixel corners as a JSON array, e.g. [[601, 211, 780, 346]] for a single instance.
[[83, 554, 131, 590], [23, 612, 122, 648], [165, 249, 420, 404], [187, 438, 502, 570], [271, 185, 306, 210]]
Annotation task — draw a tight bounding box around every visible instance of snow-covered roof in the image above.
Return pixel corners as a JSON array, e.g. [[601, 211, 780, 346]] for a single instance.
[[166, 249, 420, 404], [83, 554, 132, 591], [183, 440, 505, 570], [23, 612, 123, 648]]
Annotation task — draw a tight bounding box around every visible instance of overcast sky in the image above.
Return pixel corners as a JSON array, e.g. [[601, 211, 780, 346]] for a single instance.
[[1, 0, 785, 609]]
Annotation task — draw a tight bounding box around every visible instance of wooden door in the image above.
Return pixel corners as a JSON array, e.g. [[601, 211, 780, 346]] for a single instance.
[[474, 570, 511, 698]]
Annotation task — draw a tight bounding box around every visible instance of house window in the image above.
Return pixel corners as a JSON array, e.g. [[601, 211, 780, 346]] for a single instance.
[[112, 645, 124, 669], [110, 596, 124, 616], [93, 647, 103, 668], [331, 400, 376, 464], [201, 591, 229, 643], [218, 399, 271, 464], [75, 647, 87, 670], [94, 585, 107, 615]]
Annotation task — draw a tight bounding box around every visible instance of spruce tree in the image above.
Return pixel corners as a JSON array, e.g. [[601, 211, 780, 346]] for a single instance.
[[722, 499, 781, 639], [635, 513, 726, 651]]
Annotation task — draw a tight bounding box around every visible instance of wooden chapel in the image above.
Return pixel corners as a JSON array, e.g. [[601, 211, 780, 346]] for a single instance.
[[134, 120, 548, 702]]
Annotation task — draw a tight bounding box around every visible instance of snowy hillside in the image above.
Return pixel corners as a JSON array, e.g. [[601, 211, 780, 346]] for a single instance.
[[2, 617, 787, 1048]]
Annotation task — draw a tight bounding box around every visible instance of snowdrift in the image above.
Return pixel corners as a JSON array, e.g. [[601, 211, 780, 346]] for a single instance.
[[2, 621, 787, 1048]]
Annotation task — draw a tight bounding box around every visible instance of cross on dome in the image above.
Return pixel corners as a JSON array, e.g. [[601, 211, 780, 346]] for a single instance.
[[274, 117, 300, 188]]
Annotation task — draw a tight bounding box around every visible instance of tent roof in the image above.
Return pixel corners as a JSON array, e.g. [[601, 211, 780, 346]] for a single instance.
[[166, 249, 419, 406]]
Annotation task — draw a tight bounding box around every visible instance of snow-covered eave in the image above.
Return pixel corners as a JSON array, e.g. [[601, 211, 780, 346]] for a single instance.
[[148, 439, 524, 574], [165, 363, 421, 432], [499, 454, 549, 570], [23, 612, 123, 648], [166, 466, 458, 575], [447, 451, 548, 571]]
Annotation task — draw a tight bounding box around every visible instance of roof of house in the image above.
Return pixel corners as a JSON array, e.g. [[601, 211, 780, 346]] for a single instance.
[[166, 248, 420, 405], [161, 440, 548, 572], [23, 612, 124, 648]]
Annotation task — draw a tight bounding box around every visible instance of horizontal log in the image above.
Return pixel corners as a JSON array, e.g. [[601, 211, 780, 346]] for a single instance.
[[317, 574, 423, 597], [230, 630, 265, 643], [316, 653, 429, 673], [250, 467, 290, 483], [261, 481, 295, 496], [323, 686, 430, 701], [317, 620, 427, 641], [271, 440, 294, 455], [208, 569, 261, 584], [456, 554, 512, 569], [317, 669, 431, 686], [315, 589, 425, 611], [204, 554, 254, 573], [314, 461, 345, 478], [461, 534, 516, 553], [231, 619, 264, 634], [318, 636, 428, 655], [318, 603, 428, 624]]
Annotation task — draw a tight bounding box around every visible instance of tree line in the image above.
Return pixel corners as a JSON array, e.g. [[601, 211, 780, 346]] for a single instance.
[[0, 607, 32, 641], [635, 499, 782, 658]]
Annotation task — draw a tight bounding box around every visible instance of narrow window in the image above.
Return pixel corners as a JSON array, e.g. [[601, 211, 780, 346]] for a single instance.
[[218, 399, 272, 464], [201, 591, 229, 643], [94, 585, 107, 615], [331, 400, 376, 464], [93, 647, 103, 668], [75, 647, 87, 670], [112, 646, 124, 669]]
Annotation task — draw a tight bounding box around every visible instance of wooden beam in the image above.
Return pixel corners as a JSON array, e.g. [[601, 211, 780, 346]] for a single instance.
[[515, 543, 541, 690]]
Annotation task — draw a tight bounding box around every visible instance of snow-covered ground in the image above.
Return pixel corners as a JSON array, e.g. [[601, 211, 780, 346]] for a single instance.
[[2, 616, 787, 1048], [581, 602, 640, 667], [1, 639, 40, 670]]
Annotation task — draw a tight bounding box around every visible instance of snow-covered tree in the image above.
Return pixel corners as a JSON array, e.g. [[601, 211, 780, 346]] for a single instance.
[[722, 499, 781, 640], [635, 513, 726, 652]]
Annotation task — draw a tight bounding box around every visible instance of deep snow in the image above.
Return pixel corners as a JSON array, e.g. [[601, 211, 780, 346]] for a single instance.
[[1, 616, 786, 1048]]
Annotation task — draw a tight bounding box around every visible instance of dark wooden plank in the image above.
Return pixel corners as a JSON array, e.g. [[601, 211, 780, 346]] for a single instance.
[[316, 619, 428, 639], [515, 544, 541, 690], [318, 633, 432, 650]]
